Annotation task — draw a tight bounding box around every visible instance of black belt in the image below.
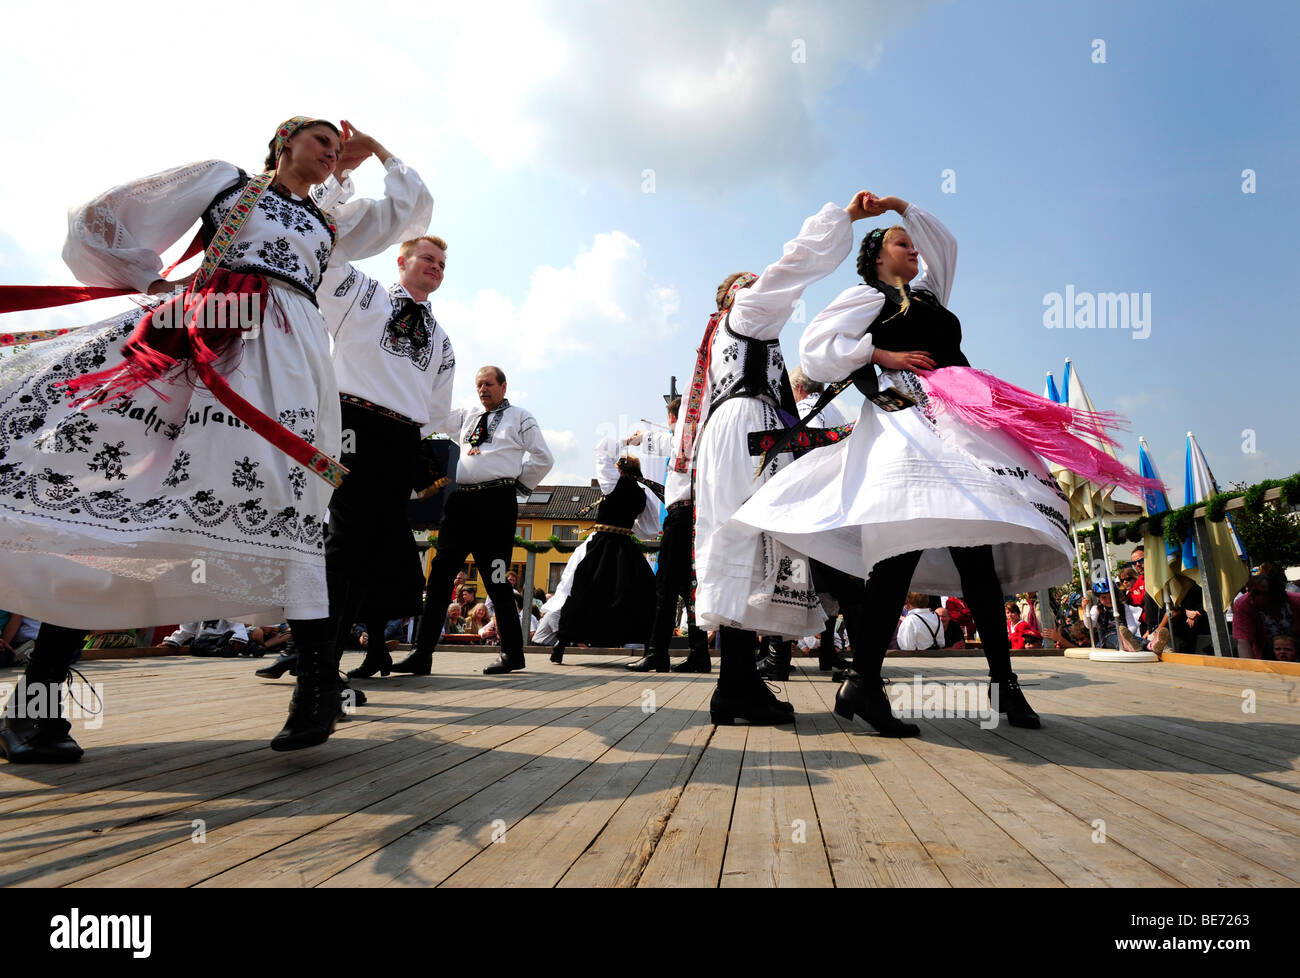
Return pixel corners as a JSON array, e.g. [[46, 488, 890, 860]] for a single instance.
[[456, 477, 517, 493], [667, 500, 692, 514], [340, 393, 419, 427]]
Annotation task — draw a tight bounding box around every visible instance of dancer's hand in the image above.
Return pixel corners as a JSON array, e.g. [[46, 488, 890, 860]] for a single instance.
[[872, 348, 936, 372], [846, 191, 873, 221], [146, 271, 197, 295], [336, 120, 393, 176], [626, 431, 643, 446]]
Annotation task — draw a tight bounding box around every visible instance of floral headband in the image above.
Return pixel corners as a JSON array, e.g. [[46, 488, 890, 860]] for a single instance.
[[860, 227, 889, 280], [722, 272, 758, 309], [267, 116, 332, 171]]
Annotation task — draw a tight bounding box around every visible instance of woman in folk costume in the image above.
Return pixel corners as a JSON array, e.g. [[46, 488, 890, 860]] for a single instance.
[[0, 117, 431, 761], [545, 435, 662, 663], [675, 190, 877, 727], [730, 193, 1160, 733]]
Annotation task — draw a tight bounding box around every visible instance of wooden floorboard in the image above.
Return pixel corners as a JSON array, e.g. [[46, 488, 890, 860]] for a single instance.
[[0, 652, 1295, 887]]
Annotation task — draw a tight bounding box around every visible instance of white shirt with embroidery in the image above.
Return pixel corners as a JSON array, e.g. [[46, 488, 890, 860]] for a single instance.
[[448, 401, 554, 491], [318, 263, 456, 433]]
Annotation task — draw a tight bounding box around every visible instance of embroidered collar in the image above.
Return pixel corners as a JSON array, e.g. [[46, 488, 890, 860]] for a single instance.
[[467, 399, 510, 447], [388, 282, 432, 314]]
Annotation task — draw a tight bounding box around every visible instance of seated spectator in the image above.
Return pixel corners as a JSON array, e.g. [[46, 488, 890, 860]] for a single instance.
[[1022, 630, 1043, 649], [1, 612, 40, 666], [1045, 617, 1090, 649], [937, 603, 965, 649], [468, 604, 494, 643], [247, 623, 292, 657], [896, 592, 945, 650], [1007, 602, 1026, 649], [1273, 633, 1297, 663], [444, 603, 465, 635], [944, 595, 976, 641], [458, 586, 478, 619], [1166, 584, 1211, 653], [1086, 586, 1119, 649], [1232, 565, 1300, 659], [164, 620, 249, 656]]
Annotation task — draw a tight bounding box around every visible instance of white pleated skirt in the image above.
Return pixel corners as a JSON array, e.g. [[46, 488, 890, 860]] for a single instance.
[[730, 372, 1075, 596], [0, 283, 339, 627]]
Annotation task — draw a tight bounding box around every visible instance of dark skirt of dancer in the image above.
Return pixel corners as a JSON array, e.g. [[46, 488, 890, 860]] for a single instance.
[[555, 476, 656, 649]]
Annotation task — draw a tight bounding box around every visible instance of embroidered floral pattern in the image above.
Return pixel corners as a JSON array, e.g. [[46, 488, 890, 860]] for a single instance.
[[231, 456, 265, 492], [162, 450, 191, 488], [89, 441, 129, 481], [36, 413, 98, 454], [255, 238, 301, 276]]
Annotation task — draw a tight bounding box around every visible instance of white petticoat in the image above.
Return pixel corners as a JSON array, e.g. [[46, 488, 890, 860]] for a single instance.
[[0, 282, 339, 627], [730, 372, 1075, 596], [693, 396, 825, 640]]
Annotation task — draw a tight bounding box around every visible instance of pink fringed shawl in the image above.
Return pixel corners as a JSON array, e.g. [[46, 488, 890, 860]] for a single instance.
[[919, 367, 1163, 496]]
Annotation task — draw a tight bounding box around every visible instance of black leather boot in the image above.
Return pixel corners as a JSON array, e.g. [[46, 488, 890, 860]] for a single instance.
[[990, 675, 1041, 729], [627, 650, 670, 672], [484, 651, 526, 675], [1, 633, 86, 764], [833, 677, 920, 737], [757, 640, 793, 681], [709, 677, 795, 726], [0, 714, 84, 764], [672, 649, 711, 673], [255, 652, 298, 679], [819, 649, 850, 672], [346, 647, 392, 679], [389, 649, 433, 676], [550, 643, 565, 665], [271, 646, 338, 751]]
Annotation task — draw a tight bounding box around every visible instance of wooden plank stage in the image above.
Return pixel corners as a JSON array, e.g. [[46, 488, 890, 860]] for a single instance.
[[1, 650, 1297, 887]]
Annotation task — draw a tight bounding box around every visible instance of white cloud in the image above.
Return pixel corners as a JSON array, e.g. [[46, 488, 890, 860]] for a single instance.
[[434, 0, 928, 188], [542, 429, 578, 454], [437, 230, 680, 369]]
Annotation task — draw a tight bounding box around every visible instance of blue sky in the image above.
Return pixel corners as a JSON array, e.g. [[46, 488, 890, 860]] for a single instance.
[[1, 0, 1294, 500]]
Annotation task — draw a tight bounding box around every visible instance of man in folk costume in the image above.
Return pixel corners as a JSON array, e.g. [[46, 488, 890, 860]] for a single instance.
[[303, 227, 456, 682], [625, 397, 711, 673], [677, 191, 877, 726], [390, 366, 553, 676]]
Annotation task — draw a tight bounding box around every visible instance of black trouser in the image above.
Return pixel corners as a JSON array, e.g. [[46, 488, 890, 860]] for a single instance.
[[852, 545, 1013, 681], [415, 483, 524, 656], [326, 400, 423, 665], [648, 504, 709, 658], [812, 559, 860, 665]]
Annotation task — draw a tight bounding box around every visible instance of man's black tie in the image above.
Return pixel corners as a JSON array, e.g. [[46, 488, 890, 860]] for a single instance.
[[387, 297, 429, 348]]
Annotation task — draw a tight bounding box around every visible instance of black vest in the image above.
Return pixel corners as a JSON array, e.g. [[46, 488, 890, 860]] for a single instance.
[[867, 285, 970, 369], [594, 476, 647, 529]]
